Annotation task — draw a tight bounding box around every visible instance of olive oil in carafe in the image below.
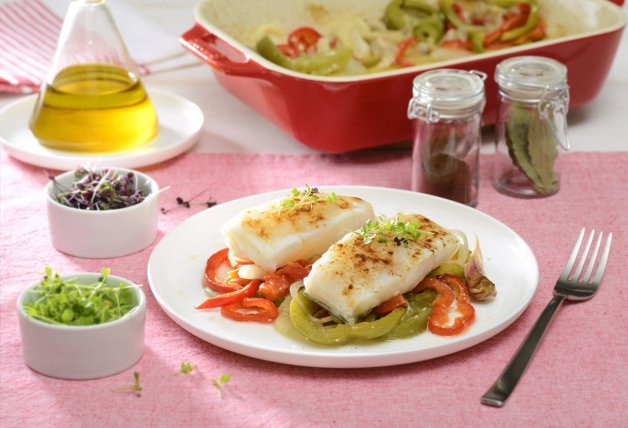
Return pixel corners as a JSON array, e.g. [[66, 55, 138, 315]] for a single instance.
[[30, 64, 158, 152]]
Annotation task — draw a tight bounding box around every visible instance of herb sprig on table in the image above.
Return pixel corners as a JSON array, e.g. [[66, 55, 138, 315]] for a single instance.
[[50, 167, 147, 210], [22, 267, 138, 326]]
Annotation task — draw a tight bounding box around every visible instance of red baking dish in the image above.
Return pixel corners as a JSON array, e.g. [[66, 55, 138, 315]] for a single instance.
[[180, 0, 626, 153]]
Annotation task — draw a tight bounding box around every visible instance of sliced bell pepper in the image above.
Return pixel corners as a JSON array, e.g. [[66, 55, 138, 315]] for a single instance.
[[441, 0, 483, 33], [204, 248, 243, 293], [259, 261, 310, 301], [372, 294, 408, 316], [288, 27, 322, 53], [501, 0, 539, 41], [412, 276, 475, 336], [413, 13, 445, 44], [196, 279, 260, 309], [256, 36, 293, 69], [395, 36, 419, 67], [384, 290, 436, 339], [384, 0, 406, 30], [289, 291, 405, 345], [404, 0, 439, 14], [221, 297, 279, 323], [257, 36, 352, 75]]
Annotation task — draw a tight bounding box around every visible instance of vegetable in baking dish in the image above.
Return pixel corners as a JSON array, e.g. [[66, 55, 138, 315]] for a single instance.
[[255, 0, 547, 75]]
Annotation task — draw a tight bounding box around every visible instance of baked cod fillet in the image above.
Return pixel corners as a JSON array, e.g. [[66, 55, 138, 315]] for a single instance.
[[303, 213, 459, 324], [221, 191, 375, 272]]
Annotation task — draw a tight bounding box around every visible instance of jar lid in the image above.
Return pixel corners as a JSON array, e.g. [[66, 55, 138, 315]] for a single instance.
[[495, 56, 568, 98], [412, 69, 486, 110]]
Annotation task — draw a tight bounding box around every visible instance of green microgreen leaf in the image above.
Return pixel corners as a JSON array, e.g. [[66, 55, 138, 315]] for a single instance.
[[173, 361, 196, 376], [211, 373, 231, 392], [22, 267, 139, 326], [354, 216, 425, 246], [278, 185, 337, 213], [112, 371, 143, 397]]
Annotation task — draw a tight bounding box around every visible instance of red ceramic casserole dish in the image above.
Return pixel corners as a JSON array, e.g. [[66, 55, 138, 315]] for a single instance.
[[180, 0, 626, 153]]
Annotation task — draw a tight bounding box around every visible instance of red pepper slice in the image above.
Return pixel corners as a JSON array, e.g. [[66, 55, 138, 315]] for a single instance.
[[196, 280, 260, 309], [412, 276, 475, 336], [440, 39, 472, 51], [437, 274, 471, 301], [277, 43, 299, 58], [203, 248, 243, 293], [452, 3, 466, 23], [412, 277, 455, 307], [395, 36, 419, 67], [372, 294, 408, 316], [484, 9, 529, 47], [221, 297, 279, 323], [288, 27, 322, 53], [259, 262, 310, 301], [428, 300, 475, 336]]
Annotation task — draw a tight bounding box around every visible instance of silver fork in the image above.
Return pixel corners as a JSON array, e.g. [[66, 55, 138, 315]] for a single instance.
[[481, 228, 613, 407]]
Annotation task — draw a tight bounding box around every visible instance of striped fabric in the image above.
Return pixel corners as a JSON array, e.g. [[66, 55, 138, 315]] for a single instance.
[[0, 0, 62, 93], [0, 0, 197, 94]]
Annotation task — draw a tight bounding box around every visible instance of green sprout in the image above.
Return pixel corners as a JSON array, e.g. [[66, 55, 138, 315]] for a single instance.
[[22, 267, 138, 326], [279, 185, 337, 213], [354, 216, 424, 247], [211, 373, 231, 392], [173, 361, 196, 376], [112, 371, 143, 397]]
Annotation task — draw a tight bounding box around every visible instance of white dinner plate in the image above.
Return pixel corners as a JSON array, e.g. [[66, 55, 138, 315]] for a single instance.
[[147, 186, 538, 368], [0, 89, 203, 170]]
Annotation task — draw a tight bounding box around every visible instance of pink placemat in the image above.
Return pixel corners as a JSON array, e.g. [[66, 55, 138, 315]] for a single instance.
[[1, 149, 627, 426]]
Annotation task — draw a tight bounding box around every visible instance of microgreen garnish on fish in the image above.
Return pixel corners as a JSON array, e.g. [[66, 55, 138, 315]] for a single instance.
[[22, 267, 138, 326], [173, 361, 196, 376], [279, 185, 337, 212], [112, 371, 143, 397], [211, 373, 231, 392], [49, 167, 147, 211], [354, 216, 423, 247]]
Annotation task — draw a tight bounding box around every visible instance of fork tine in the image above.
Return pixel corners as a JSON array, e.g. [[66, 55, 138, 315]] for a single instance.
[[560, 228, 585, 281], [572, 229, 595, 281], [592, 233, 613, 285], [582, 231, 603, 283]]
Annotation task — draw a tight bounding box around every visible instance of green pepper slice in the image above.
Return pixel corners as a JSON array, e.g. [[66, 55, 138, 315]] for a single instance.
[[501, 0, 539, 41], [439, 0, 483, 32], [428, 261, 466, 280], [384, 0, 407, 30], [384, 290, 435, 339], [257, 36, 352, 75], [256, 36, 293, 69], [291, 47, 353, 75], [289, 291, 405, 346], [404, 0, 439, 14], [469, 30, 485, 52], [485, 0, 521, 7], [413, 13, 445, 44]]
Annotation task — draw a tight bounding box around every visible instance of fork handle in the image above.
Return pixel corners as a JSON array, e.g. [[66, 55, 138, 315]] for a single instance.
[[481, 294, 565, 407]]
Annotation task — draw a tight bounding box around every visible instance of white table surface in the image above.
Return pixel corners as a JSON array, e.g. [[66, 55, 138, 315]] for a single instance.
[[1, 0, 626, 154]]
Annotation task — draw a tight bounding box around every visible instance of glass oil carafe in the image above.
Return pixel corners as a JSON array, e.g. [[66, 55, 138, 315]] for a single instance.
[[29, 0, 158, 153]]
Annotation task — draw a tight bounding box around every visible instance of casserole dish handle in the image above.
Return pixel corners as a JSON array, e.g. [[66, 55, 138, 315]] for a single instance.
[[180, 24, 269, 77]]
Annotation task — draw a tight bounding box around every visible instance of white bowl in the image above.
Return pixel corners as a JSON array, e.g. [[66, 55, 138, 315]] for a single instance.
[[45, 167, 159, 258], [17, 272, 146, 380]]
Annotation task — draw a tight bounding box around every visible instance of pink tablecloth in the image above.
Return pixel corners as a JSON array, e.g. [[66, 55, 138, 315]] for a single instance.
[[1, 150, 627, 427]]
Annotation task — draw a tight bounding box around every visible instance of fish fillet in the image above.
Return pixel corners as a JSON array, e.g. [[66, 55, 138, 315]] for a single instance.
[[303, 213, 459, 323], [221, 193, 375, 272]]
